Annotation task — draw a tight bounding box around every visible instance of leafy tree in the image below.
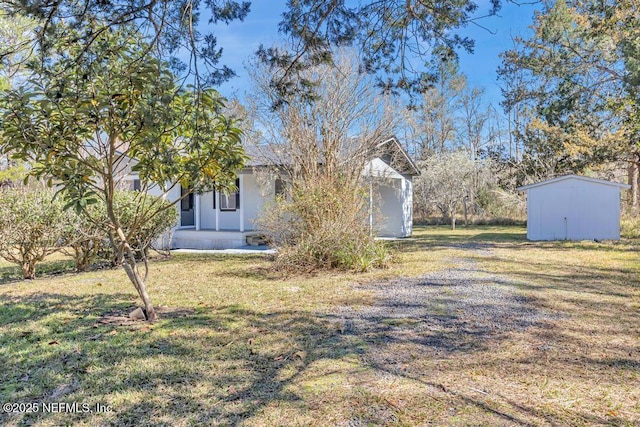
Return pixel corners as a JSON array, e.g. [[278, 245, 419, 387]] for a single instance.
[[259, 0, 501, 102], [498, 0, 639, 193], [0, 160, 27, 189], [1, 0, 250, 87], [0, 25, 245, 321], [0, 10, 37, 178], [63, 205, 105, 273], [0, 9, 35, 90], [63, 191, 177, 271], [94, 191, 179, 266], [0, 187, 74, 279]]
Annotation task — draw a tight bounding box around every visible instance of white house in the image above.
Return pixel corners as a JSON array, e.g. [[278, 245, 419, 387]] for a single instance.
[[134, 137, 418, 249], [517, 175, 630, 241]]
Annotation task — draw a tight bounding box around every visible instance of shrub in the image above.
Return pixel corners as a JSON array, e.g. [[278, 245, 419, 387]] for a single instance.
[[62, 203, 107, 271], [0, 187, 74, 279], [621, 212, 640, 239], [95, 191, 178, 265], [472, 217, 527, 226], [476, 187, 526, 222], [256, 178, 391, 272]]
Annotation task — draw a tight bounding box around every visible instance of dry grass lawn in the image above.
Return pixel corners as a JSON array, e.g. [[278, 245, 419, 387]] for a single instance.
[[0, 225, 638, 426]]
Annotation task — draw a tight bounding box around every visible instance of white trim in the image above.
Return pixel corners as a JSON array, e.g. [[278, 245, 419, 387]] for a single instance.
[[239, 174, 245, 232], [364, 157, 404, 179], [369, 179, 373, 236], [517, 174, 630, 191], [215, 192, 220, 231], [194, 193, 201, 231], [376, 137, 420, 176]]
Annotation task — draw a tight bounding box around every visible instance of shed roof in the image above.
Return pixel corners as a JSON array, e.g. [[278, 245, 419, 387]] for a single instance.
[[517, 174, 630, 191]]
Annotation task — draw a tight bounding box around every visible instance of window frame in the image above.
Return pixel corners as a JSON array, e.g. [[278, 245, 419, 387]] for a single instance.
[[180, 186, 193, 211], [219, 178, 240, 212]]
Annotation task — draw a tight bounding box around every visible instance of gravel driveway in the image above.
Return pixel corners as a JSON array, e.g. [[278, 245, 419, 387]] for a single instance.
[[331, 244, 562, 372]]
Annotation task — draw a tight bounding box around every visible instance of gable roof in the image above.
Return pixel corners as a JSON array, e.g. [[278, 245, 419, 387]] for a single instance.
[[517, 174, 630, 191], [375, 137, 420, 176], [243, 136, 419, 176]]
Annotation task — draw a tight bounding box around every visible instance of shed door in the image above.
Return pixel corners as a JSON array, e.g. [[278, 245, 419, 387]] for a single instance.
[[536, 187, 571, 240]]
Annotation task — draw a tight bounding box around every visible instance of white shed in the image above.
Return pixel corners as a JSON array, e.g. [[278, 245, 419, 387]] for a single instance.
[[517, 175, 630, 241]]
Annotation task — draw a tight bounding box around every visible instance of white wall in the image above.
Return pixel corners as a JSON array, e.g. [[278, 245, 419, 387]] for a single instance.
[[242, 172, 269, 231], [152, 162, 414, 246], [374, 176, 413, 238], [200, 191, 216, 229], [401, 177, 413, 237], [527, 178, 622, 241], [168, 171, 270, 232]]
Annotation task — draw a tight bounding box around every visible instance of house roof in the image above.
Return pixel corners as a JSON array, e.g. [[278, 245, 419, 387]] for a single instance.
[[517, 174, 631, 191], [376, 137, 420, 176], [363, 158, 404, 179], [243, 136, 420, 176]]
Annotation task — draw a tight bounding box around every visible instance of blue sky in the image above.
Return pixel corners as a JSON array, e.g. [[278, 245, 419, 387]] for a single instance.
[[212, 1, 541, 108]]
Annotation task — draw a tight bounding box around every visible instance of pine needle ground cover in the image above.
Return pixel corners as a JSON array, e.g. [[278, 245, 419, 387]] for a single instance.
[[1, 226, 638, 426]]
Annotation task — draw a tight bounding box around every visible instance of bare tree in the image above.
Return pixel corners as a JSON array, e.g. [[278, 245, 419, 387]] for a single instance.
[[247, 48, 397, 186], [246, 48, 398, 271], [407, 58, 466, 159], [414, 151, 480, 229]]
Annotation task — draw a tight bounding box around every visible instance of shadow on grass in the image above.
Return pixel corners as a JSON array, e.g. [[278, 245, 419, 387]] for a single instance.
[[1, 285, 633, 426], [0, 259, 77, 285], [1, 294, 354, 425], [398, 225, 640, 254], [484, 259, 639, 297]]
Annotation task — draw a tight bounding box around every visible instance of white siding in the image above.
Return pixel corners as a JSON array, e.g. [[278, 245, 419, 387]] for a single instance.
[[525, 177, 624, 241], [154, 159, 414, 248], [401, 177, 413, 237], [242, 172, 267, 231], [200, 191, 216, 229], [374, 175, 413, 238]]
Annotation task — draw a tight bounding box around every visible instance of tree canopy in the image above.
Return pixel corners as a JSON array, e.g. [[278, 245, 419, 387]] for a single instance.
[[1, 0, 251, 87], [0, 23, 246, 320], [498, 0, 640, 188], [258, 0, 502, 102]]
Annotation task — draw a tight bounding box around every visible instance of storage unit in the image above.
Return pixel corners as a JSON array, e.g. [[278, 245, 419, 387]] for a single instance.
[[517, 175, 630, 241]]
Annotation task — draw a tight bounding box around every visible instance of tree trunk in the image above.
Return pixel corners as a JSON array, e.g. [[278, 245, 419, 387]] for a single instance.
[[628, 159, 639, 210], [21, 260, 36, 279], [463, 197, 468, 227], [450, 210, 456, 230], [113, 224, 157, 321], [121, 246, 157, 321]]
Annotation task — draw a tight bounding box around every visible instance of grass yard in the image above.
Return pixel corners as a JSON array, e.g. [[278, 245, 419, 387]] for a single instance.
[[1, 225, 639, 426]]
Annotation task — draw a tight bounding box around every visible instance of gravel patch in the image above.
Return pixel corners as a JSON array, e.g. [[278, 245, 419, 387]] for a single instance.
[[325, 247, 562, 366]]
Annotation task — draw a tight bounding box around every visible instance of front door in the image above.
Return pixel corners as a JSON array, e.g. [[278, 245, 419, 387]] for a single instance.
[[180, 186, 194, 227]]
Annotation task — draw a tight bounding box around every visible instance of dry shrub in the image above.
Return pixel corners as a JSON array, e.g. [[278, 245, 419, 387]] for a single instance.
[[476, 187, 526, 220], [620, 211, 640, 238], [256, 178, 390, 272], [473, 217, 526, 226]]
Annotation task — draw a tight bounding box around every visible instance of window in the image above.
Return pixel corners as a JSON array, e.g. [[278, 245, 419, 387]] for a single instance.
[[212, 189, 216, 209], [220, 178, 240, 211], [181, 186, 193, 211], [132, 178, 141, 192], [275, 178, 286, 198]]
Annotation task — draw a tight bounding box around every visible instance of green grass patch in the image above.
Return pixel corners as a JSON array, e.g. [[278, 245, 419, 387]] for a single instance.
[[0, 225, 639, 425], [0, 252, 76, 285]]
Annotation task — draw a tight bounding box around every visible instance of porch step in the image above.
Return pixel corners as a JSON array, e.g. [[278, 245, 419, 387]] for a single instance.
[[246, 234, 268, 246]]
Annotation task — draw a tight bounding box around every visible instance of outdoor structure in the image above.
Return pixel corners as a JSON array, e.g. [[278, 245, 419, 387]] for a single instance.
[[131, 137, 418, 249], [517, 175, 630, 241]]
